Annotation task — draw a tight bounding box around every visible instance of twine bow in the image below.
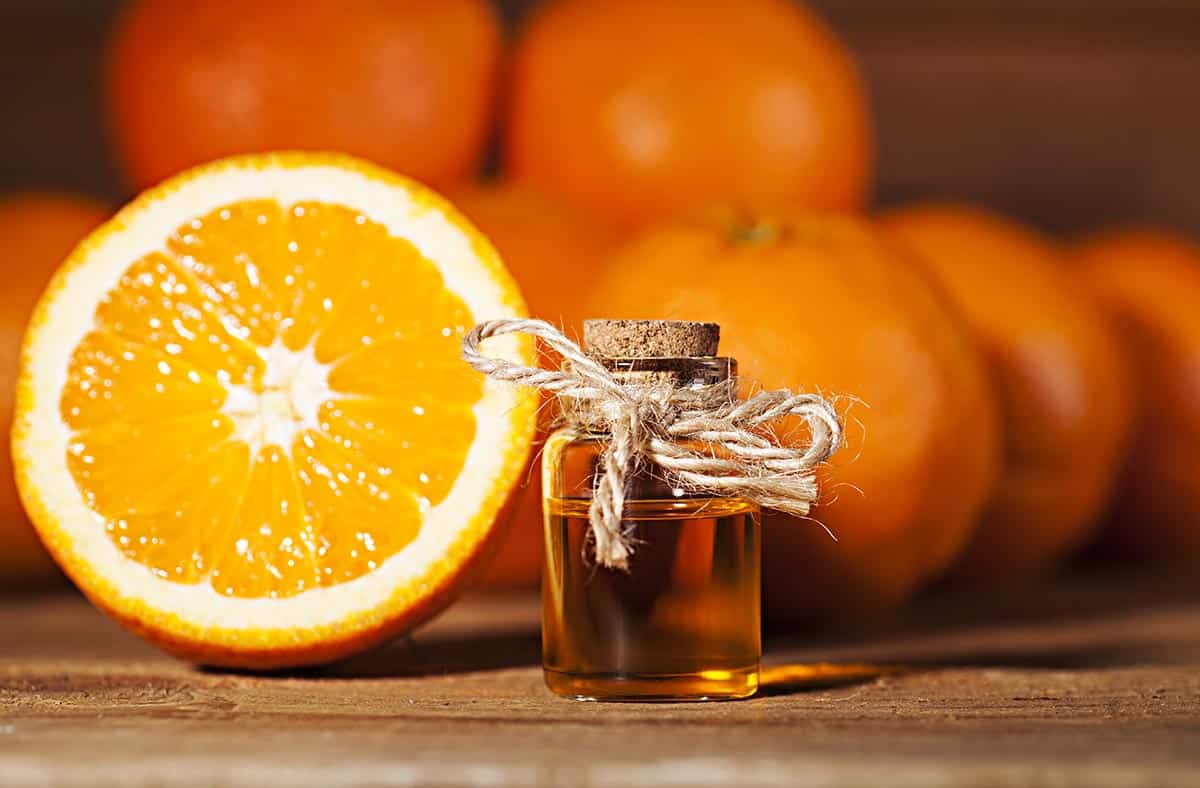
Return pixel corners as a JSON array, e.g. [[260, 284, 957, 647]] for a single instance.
[[462, 318, 842, 570]]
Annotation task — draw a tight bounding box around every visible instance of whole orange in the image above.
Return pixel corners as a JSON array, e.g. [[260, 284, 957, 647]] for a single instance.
[[583, 211, 1001, 619], [505, 0, 873, 230], [1069, 229, 1200, 560], [105, 0, 502, 189], [0, 194, 110, 586], [879, 204, 1135, 582], [448, 181, 616, 587]]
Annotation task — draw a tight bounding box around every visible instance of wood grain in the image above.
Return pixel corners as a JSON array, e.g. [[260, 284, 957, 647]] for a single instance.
[[2, 570, 1199, 787]]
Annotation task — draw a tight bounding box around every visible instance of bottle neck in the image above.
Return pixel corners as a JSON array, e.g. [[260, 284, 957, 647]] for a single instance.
[[558, 355, 741, 499], [560, 355, 736, 438], [599, 356, 735, 388]]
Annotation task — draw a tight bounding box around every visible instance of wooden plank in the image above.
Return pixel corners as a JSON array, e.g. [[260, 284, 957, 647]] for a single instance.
[[1, 571, 1199, 786]]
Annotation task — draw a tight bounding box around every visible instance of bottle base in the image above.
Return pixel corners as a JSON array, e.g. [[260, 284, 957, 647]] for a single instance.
[[543, 666, 759, 702]]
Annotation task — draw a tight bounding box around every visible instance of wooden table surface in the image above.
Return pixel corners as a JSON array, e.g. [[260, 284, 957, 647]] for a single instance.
[[2, 569, 1199, 787]]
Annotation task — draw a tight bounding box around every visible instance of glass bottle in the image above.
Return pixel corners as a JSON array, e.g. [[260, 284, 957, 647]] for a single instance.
[[541, 319, 761, 701]]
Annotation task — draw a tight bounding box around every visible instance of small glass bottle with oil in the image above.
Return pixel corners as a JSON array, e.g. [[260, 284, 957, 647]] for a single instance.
[[541, 319, 761, 701]]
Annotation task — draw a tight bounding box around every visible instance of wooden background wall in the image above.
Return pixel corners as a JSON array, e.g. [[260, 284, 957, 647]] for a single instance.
[[2, 0, 1198, 236]]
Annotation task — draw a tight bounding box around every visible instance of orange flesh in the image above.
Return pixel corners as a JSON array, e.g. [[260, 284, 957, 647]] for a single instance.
[[60, 200, 481, 598]]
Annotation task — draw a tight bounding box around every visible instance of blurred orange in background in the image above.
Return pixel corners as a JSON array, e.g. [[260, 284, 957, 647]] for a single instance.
[[448, 181, 614, 340], [1070, 230, 1200, 561], [505, 0, 872, 230], [105, 0, 502, 189], [0, 193, 111, 587], [583, 210, 1001, 620], [448, 181, 616, 587], [879, 204, 1135, 583]]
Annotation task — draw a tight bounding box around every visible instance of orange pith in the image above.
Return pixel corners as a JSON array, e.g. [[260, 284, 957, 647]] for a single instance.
[[59, 198, 482, 600]]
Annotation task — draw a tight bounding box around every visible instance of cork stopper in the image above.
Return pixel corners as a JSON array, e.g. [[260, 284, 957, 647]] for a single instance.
[[583, 319, 720, 359]]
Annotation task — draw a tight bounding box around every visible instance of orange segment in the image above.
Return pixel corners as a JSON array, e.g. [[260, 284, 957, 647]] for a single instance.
[[167, 199, 290, 348], [62, 330, 228, 429], [291, 432, 424, 587], [317, 398, 477, 507], [14, 153, 536, 668], [314, 246, 471, 363], [67, 415, 249, 584], [93, 251, 264, 386], [208, 444, 314, 599], [277, 202, 385, 351], [327, 332, 482, 397]]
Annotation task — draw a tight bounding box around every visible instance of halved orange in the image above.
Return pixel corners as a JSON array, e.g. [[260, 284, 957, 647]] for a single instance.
[[12, 153, 537, 668]]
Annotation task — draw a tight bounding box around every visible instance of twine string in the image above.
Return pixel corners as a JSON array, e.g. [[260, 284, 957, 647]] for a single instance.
[[462, 318, 842, 570]]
